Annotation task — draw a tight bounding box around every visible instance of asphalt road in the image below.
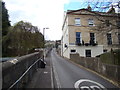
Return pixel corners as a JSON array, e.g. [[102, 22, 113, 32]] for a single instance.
[[50, 49, 119, 90]]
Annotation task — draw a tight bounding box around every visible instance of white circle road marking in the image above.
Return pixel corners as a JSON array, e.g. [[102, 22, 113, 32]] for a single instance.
[[74, 79, 107, 90]]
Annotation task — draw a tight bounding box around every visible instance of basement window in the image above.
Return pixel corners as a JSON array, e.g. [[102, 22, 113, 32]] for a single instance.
[[85, 50, 91, 57], [71, 49, 76, 53]]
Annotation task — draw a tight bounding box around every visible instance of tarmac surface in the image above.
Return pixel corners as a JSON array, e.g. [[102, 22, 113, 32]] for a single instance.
[[26, 49, 119, 89], [26, 52, 53, 89]]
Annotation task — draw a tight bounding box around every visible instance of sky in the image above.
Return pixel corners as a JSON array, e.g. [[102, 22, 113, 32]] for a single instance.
[[3, 0, 120, 40], [3, 0, 69, 40]]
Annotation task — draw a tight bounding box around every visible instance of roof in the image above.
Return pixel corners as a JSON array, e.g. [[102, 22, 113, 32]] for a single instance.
[[62, 8, 120, 30], [66, 8, 119, 17]]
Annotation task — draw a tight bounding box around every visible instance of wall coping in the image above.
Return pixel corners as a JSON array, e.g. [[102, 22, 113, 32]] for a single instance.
[[2, 52, 40, 71]]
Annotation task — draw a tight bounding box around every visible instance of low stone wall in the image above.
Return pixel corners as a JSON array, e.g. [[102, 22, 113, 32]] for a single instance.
[[2, 52, 43, 89], [70, 53, 120, 86]]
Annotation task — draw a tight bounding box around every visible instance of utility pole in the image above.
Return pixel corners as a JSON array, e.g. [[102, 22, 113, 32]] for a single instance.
[[43, 27, 49, 61]]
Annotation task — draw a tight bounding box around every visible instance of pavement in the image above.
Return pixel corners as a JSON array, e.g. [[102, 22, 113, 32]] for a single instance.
[[26, 52, 53, 89]]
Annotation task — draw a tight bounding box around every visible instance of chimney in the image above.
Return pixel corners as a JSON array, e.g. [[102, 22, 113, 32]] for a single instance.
[[87, 5, 92, 11], [107, 5, 115, 13]]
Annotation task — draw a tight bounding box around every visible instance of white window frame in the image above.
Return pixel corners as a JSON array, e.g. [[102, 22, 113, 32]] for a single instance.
[[88, 19, 94, 26], [75, 18, 81, 26]]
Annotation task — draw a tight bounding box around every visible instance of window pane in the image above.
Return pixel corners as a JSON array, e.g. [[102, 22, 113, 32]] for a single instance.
[[107, 33, 112, 45], [76, 32, 81, 43], [90, 33, 95, 44], [90, 33, 94, 37], [88, 19, 94, 26], [71, 49, 76, 52], [75, 18, 80, 25], [86, 50, 91, 57], [76, 32, 80, 38], [76, 38, 80, 43]]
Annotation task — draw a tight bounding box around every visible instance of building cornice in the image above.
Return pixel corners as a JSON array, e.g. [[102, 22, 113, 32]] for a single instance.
[[67, 9, 120, 17]]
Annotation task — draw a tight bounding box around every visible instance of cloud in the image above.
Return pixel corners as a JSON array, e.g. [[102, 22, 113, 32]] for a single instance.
[[4, 0, 119, 40], [3, 0, 69, 40]]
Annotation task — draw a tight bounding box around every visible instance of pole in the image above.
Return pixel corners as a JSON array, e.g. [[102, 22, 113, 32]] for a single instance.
[[43, 28, 45, 61], [43, 27, 49, 61]]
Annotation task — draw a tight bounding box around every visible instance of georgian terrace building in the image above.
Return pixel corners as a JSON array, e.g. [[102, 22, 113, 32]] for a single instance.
[[61, 6, 120, 59]]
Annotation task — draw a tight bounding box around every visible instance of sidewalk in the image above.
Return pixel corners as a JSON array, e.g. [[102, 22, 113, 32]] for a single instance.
[[26, 53, 53, 89]]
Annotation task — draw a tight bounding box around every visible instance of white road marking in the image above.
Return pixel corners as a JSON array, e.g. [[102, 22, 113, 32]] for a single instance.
[[51, 67, 54, 89], [43, 72, 48, 74], [50, 56, 54, 89], [74, 79, 107, 90], [80, 86, 91, 90], [51, 50, 61, 88], [90, 85, 102, 90]]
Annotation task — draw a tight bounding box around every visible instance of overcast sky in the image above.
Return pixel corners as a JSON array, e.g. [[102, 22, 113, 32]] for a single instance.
[[3, 0, 70, 40], [3, 0, 119, 40]]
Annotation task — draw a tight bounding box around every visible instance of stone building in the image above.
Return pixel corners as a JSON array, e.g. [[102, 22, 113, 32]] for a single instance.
[[61, 6, 120, 59]]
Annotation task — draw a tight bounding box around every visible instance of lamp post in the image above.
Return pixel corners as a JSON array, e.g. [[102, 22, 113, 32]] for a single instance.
[[43, 27, 49, 61]]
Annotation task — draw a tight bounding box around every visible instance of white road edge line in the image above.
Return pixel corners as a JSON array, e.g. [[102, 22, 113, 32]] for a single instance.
[[49, 51, 54, 89], [51, 49, 61, 89], [51, 67, 54, 89]]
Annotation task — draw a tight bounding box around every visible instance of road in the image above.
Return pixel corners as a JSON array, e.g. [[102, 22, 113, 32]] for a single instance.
[[50, 49, 119, 89]]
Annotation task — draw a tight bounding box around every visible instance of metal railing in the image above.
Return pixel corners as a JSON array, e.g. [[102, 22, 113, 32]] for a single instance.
[[8, 58, 41, 89]]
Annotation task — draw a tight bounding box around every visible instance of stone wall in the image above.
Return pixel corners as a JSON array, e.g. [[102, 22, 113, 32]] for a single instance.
[[70, 53, 120, 86], [2, 52, 43, 89]]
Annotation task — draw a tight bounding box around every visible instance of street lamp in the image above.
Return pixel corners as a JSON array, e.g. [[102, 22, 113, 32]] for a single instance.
[[43, 27, 49, 61]]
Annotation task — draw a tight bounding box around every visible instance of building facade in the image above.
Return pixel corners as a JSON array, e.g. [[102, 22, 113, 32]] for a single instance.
[[61, 6, 120, 59]]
